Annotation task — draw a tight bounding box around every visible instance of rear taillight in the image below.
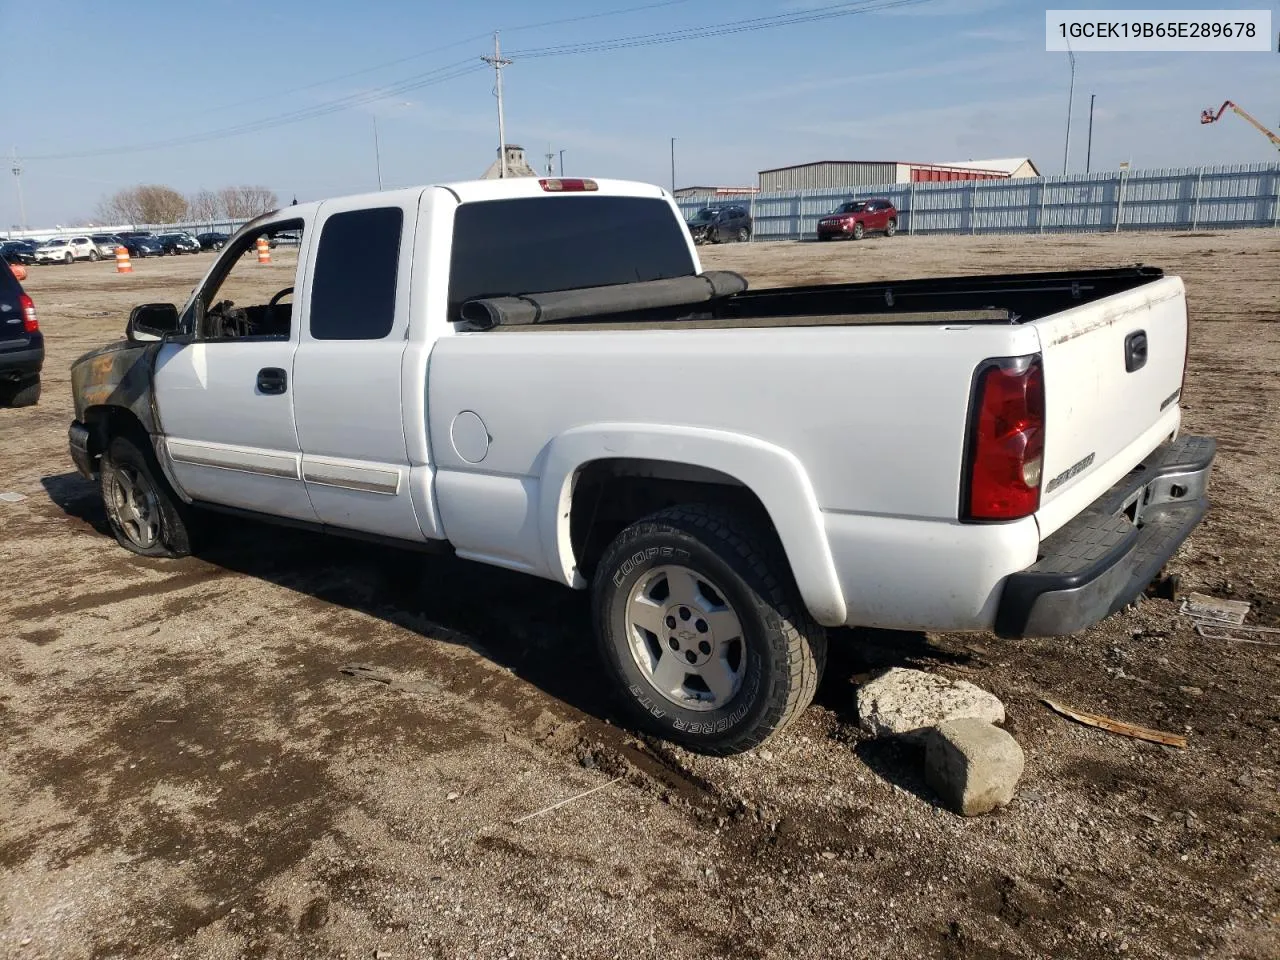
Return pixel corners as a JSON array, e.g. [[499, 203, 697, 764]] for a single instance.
[[538, 178, 598, 192], [962, 356, 1044, 522], [19, 293, 38, 333]]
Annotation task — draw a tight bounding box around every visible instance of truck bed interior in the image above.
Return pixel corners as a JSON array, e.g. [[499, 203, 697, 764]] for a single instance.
[[475, 266, 1167, 332]]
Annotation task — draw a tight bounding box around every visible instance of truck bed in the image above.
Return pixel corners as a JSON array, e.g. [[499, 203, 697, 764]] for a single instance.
[[465, 266, 1166, 332]]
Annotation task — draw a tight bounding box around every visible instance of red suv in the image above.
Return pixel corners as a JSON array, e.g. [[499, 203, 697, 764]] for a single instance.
[[816, 198, 898, 241]]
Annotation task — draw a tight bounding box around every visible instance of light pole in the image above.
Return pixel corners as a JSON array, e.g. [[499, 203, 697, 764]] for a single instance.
[[373, 116, 382, 191], [670, 137, 676, 194], [1062, 45, 1076, 175], [559, 149, 565, 176], [10, 149, 26, 233], [1085, 93, 1096, 174]]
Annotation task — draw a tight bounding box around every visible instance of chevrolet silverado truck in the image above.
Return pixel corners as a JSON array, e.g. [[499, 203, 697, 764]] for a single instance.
[[67, 177, 1214, 754]]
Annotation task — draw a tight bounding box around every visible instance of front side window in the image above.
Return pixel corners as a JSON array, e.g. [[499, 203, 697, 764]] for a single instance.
[[196, 219, 304, 341], [309, 207, 403, 341]]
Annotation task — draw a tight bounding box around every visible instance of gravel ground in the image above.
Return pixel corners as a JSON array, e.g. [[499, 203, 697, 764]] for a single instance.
[[1, 230, 1277, 960]]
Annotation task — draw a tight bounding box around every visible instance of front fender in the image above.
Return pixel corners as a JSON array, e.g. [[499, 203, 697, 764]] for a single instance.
[[538, 423, 848, 627]]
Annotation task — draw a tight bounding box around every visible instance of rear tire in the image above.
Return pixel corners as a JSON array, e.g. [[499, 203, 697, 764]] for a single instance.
[[101, 434, 195, 558], [737, 227, 750, 243], [885, 218, 897, 237], [0, 376, 40, 407], [592, 504, 826, 755]]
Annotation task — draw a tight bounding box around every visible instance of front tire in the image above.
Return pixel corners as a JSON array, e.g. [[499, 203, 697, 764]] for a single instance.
[[851, 221, 865, 240], [736, 227, 750, 243], [101, 434, 195, 558], [89, 249, 100, 261], [64, 253, 73, 264], [592, 504, 826, 755]]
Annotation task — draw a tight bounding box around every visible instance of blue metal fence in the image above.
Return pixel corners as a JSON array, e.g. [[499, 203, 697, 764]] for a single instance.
[[676, 163, 1280, 240]]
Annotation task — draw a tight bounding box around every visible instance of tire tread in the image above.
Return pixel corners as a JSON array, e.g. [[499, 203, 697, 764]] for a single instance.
[[595, 502, 826, 755]]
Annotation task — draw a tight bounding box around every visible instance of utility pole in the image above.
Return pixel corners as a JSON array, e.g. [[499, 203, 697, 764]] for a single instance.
[[373, 116, 383, 191], [10, 148, 26, 233], [670, 137, 676, 193], [481, 32, 512, 178], [559, 149, 565, 176], [545, 144, 555, 176], [1085, 93, 1095, 174], [1062, 45, 1076, 175]]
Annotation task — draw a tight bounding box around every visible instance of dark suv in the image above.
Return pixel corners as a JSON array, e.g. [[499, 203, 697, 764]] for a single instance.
[[0, 264, 42, 406], [817, 198, 898, 241], [686, 204, 752, 244]]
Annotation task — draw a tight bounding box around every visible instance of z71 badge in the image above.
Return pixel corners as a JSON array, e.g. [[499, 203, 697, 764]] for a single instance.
[[1046, 452, 1096, 493]]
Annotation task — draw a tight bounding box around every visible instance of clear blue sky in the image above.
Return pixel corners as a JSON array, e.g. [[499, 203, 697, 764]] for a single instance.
[[3, 0, 1278, 226]]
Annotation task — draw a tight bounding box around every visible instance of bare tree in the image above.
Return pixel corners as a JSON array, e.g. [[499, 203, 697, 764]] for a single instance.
[[187, 189, 222, 223], [218, 185, 279, 219], [94, 185, 189, 225]]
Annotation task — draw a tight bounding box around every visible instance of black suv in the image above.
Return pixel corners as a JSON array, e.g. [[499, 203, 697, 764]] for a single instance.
[[686, 204, 752, 244], [0, 240, 38, 265], [0, 264, 42, 406]]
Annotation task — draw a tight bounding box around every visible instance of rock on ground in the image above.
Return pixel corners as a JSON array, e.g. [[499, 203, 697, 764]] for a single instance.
[[854, 667, 1005, 740], [925, 718, 1025, 816]]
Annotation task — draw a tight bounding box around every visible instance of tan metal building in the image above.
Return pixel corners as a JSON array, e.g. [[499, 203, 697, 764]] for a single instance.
[[758, 158, 1039, 191]]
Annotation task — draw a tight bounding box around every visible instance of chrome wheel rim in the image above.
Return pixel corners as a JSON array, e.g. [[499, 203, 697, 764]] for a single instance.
[[108, 464, 160, 549], [625, 564, 745, 712]]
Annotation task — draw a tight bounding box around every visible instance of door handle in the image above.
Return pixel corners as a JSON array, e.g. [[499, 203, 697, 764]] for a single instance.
[[1124, 331, 1148, 373], [257, 367, 288, 394]]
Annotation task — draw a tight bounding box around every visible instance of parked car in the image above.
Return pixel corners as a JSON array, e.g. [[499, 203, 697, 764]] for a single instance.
[[685, 204, 751, 244], [0, 240, 37, 265], [157, 233, 201, 255], [67, 176, 1213, 756], [35, 236, 101, 263], [119, 235, 164, 258], [817, 198, 898, 241], [0, 261, 42, 406], [91, 234, 125, 258], [195, 232, 230, 251]]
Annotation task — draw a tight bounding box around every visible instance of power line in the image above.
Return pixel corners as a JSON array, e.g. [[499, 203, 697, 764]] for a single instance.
[[25, 60, 485, 160], [23, 0, 931, 163], [507, 0, 930, 58]]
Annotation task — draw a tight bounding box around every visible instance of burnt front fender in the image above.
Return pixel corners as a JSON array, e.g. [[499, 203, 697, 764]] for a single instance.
[[70, 340, 162, 430]]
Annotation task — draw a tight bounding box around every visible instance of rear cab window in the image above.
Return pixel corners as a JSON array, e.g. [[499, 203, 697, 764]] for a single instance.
[[447, 196, 695, 323]]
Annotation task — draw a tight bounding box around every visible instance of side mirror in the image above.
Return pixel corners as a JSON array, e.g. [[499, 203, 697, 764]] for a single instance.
[[128, 302, 180, 341]]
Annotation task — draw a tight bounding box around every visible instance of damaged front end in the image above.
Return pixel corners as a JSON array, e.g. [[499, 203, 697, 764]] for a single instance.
[[68, 339, 162, 477]]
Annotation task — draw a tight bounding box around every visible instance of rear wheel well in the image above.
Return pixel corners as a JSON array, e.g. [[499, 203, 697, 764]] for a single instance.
[[569, 458, 781, 581]]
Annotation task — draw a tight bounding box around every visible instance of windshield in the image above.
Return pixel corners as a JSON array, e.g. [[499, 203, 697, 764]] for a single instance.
[[45, 239, 68, 247], [689, 209, 719, 222], [835, 201, 867, 214]]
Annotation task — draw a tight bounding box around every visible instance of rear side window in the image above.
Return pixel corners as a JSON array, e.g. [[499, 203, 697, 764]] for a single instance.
[[448, 196, 695, 322], [310, 207, 403, 340]]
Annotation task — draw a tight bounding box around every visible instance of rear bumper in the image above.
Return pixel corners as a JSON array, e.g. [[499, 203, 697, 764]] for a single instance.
[[995, 435, 1215, 637], [0, 344, 44, 380]]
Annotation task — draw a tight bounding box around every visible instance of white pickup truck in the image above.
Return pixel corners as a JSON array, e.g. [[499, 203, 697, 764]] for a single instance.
[[68, 176, 1214, 754]]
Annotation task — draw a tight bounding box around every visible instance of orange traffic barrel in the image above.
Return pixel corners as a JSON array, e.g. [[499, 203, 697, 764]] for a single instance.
[[115, 246, 133, 274], [256, 237, 271, 264], [9, 262, 27, 282]]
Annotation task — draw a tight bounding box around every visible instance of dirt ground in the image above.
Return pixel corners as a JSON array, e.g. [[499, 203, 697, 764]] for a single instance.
[[2, 231, 1277, 960]]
